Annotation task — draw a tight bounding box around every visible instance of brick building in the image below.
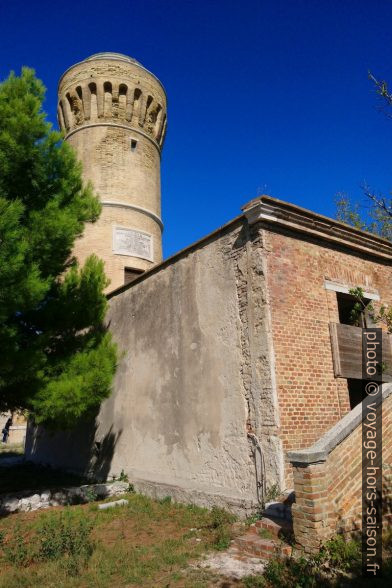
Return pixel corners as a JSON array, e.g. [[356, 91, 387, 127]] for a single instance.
[[26, 54, 392, 550]]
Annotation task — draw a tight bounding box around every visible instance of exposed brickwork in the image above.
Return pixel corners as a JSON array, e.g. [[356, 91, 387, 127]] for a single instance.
[[231, 516, 293, 560], [230, 222, 283, 489], [263, 227, 392, 484], [291, 392, 392, 553]]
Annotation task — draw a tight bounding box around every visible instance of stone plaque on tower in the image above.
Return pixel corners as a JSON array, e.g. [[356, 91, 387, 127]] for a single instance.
[[113, 227, 153, 261]]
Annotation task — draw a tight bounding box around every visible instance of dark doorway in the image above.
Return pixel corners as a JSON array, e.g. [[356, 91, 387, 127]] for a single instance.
[[124, 267, 144, 285], [347, 378, 366, 409]]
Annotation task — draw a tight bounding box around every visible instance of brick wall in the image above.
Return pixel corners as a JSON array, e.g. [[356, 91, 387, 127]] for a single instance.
[[289, 389, 392, 553], [263, 227, 392, 484]]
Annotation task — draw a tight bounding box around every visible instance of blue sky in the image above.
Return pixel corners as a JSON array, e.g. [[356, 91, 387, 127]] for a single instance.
[[1, 0, 392, 257]]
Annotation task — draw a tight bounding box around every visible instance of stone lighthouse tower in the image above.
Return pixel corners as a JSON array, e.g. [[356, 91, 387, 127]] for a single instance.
[[57, 52, 167, 291]]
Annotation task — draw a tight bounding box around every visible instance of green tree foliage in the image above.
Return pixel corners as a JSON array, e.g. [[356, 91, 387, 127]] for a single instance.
[[336, 189, 392, 241], [336, 73, 392, 242], [0, 68, 117, 427]]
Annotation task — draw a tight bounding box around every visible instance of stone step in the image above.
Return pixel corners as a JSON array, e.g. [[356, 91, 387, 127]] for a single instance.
[[232, 531, 292, 560], [250, 515, 293, 541]]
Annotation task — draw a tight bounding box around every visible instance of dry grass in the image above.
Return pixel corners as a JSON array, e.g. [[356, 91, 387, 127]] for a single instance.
[[0, 492, 238, 588]]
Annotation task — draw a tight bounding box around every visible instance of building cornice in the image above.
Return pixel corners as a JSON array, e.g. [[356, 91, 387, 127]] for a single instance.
[[243, 195, 392, 261], [65, 123, 162, 154], [102, 200, 163, 230], [108, 195, 392, 300]]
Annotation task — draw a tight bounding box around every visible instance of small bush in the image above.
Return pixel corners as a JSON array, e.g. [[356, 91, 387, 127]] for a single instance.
[[263, 558, 288, 585], [36, 508, 95, 573], [320, 535, 361, 571], [210, 506, 235, 529]]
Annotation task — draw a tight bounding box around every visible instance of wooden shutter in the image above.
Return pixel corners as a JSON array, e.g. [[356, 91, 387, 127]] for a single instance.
[[329, 323, 392, 382]]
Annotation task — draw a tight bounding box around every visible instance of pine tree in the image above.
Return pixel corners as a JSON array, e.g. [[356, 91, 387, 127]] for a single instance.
[[0, 68, 117, 428]]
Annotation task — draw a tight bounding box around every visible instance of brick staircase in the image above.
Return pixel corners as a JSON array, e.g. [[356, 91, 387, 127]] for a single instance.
[[228, 492, 295, 561]]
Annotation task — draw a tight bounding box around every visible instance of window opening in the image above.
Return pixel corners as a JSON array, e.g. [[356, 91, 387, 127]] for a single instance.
[[124, 267, 144, 285]]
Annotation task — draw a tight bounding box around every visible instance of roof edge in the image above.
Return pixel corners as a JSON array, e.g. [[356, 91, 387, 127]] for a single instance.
[[108, 194, 392, 300], [243, 195, 392, 260], [107, 213, 244, 299]]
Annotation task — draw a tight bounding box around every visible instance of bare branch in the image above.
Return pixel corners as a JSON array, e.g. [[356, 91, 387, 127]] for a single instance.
[[361, 183, 392, 218]]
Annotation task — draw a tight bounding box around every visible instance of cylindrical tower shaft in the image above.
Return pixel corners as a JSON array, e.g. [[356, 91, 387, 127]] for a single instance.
[[57, 52, 167, 291]]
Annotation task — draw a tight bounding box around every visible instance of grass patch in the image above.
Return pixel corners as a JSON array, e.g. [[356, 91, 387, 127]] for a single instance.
[[0, 492, 237, 587]]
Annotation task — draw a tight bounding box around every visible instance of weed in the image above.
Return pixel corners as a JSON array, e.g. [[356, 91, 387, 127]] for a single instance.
[[3, 522, 30, 566], [209, 506, 235, 551], [246, 510, 263, 526], [213, 527, 231, 550], [263, 557, 287, 585], [319, 535, 361, 571], [210, 505, 235, 529], [84, 486, 98, 503], [258, 528, 273, 540], [264, 484, 281, 503], [159, 495, 172, 505], [117, 469, 129, 482], [259, 555, 320, 588], [243, 575, 266, 587]]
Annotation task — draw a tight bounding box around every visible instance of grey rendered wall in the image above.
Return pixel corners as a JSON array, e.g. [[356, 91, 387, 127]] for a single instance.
[[26, 219, 283, 513]]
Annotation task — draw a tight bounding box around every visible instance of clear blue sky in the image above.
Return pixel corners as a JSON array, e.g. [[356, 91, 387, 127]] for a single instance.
[[1, 0, 392, 257]]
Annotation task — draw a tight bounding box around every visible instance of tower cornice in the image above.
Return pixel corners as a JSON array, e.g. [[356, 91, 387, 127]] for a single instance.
[[57, 53, 167, 148]]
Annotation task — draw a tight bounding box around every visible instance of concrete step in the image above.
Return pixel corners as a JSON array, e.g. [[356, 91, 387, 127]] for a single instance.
[[232, 531, 292, 560]]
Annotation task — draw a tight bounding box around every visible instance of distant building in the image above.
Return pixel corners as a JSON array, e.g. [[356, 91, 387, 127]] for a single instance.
[[1, 412, 27, 445]]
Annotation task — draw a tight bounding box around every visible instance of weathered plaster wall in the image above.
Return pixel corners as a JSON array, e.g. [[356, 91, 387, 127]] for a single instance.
[[26, 219, 283, 513]]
